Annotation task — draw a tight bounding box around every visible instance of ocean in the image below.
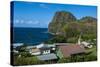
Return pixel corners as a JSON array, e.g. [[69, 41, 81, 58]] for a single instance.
[[12, 27, 53, 45]]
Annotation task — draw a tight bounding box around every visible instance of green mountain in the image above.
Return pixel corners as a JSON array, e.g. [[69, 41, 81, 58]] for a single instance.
[[48, 11, 76, 34], [48, 11, 97, 43], [80, 16, 97, 23]]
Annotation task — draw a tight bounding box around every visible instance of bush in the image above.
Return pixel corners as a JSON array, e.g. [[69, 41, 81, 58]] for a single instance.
[[57, 57, 71, 63], [13, 56, 45, 66], [67, 37, 77, 43]]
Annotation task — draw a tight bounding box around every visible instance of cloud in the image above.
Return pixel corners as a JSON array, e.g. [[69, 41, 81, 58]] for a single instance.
[[14, 19, 24, 24], [27, 20, 40, 25], [27, 20, 33, 24], [15, 19, 20, 23], [20, 20, 24, 23], [33, 20, 39, 24], [14, 19, 40, 26]]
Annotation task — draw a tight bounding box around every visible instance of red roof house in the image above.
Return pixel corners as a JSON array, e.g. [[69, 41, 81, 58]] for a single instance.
[[56, 44, 85, 58]]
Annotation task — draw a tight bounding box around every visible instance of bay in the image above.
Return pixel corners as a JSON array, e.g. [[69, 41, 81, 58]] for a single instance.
[[12, 27, 53, 45]]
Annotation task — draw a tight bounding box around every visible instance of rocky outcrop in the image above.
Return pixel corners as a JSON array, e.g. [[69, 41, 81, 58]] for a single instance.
[[48, 11, 97, 35], [48, 11, 76, 34], [80, 16, 97, 23]]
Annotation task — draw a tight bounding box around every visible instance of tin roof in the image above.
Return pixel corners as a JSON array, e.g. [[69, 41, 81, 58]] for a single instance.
[[40, 46, 51, 50], [37, 53, 57, 61], [58, 44, 85, 57]]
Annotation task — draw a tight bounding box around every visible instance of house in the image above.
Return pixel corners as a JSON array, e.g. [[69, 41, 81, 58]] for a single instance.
[[29, 48, 41, 55], [77, 35, 93, 48], [56, 44, 85, 58], [26, 43, 44, 49], [81, 41, 93, 48], [43, 44, 56, 51], [38, 44, 56, 55], [27, 43, 56, 55], [37, 53, 57, 61], [40, 46, 51, 55]]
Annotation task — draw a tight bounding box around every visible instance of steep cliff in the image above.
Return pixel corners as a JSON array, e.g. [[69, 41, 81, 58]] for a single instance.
[[48, 11, 76, 34]]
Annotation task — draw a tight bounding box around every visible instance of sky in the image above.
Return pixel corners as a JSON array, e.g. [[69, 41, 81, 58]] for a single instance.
[[12, 1, 97, 28]]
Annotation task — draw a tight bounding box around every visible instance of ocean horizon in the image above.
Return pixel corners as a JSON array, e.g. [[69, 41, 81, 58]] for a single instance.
[[12, 27, 53, 45]]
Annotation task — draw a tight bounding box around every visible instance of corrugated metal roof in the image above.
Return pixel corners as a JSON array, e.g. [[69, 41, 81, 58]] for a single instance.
[[37, 53, 57, 61], [44, 44, 56, 47], [55, 43, 74, 46], [58, 44, 85, 57], [40, 46, 51, 50]]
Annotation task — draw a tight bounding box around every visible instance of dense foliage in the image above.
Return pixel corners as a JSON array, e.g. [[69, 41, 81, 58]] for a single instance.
[[13, 56, 45, 66], [48, 11, 97, 43]]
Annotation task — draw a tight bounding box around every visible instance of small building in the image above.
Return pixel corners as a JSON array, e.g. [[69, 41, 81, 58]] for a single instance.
[[26, 43, 44, 49], [43, 44, 56, 51], [56, 44, 85, 58], [27, 43, 56, 55], [40, 46, 51, 55], [81, 41, 93, 48], [77, 35, 93, 48], [37, 53, 57, 61], [81, 41, 90, 47], [29, 48, 41, 55]]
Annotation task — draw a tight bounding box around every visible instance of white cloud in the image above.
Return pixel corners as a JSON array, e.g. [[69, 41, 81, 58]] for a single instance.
[[14, 19, 25, 24], [27, 20, 33, 24], [27, 20, 40, 25], [14, 19, 40, 26], [34, 20, 39, 24], [15, 19, 20, 23], [20, 20, 24, 24]]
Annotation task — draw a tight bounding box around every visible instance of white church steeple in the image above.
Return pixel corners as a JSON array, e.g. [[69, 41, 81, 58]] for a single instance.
[[78, 35, 81, 45]]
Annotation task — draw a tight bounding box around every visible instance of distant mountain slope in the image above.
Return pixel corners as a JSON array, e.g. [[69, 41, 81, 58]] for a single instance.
[[80, 16, 97, 23], [48, 11, 97, 42], [48, 11, 97, 35], [48, 11, 76, 34]]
